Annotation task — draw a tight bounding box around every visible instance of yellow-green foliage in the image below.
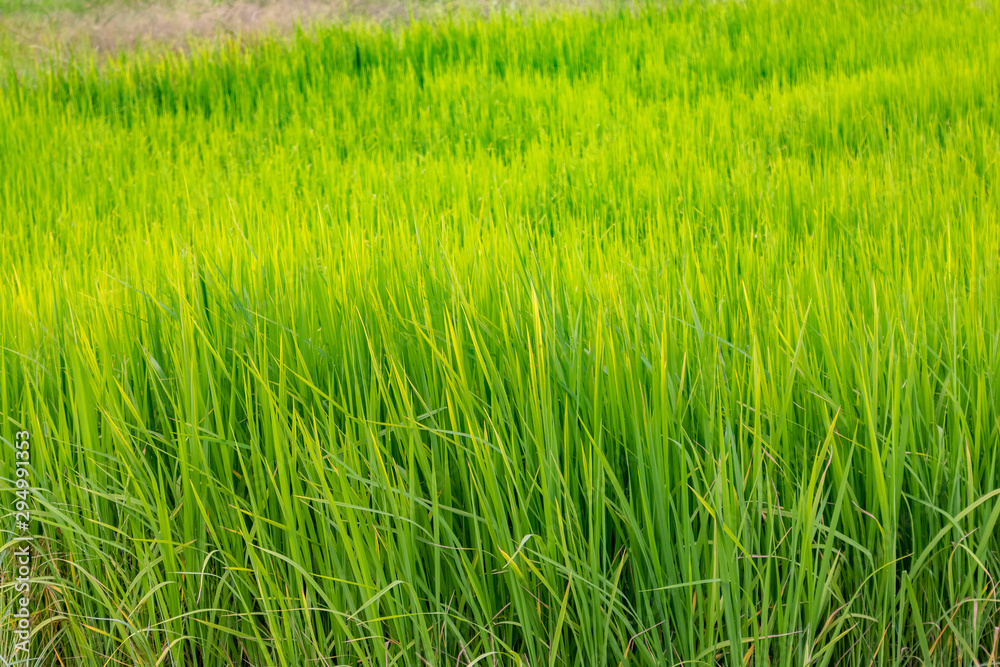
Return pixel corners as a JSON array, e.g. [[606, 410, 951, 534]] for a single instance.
[[1, 1, 999, 665]]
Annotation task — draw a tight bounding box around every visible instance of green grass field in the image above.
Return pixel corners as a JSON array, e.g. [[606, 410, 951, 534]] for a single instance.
[[2, 1, 1000, 665]]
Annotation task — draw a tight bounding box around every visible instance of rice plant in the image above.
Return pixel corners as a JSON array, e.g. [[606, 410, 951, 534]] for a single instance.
[[1, 1, 999, 665]]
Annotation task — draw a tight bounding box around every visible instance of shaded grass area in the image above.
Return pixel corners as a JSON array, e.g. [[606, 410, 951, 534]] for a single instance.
[[2, 1, 1000, 665]]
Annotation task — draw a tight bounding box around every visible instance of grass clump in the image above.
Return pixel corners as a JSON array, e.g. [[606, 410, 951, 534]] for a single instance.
[[1, 1, 1000, 665]]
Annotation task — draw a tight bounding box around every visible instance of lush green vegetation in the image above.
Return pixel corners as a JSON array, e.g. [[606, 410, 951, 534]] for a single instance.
[[2, 1, 999, 665]]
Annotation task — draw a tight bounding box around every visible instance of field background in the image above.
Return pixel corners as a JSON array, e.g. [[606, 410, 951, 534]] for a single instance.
[[1, 0, 612, 70], [2, 0, 1000, 666]]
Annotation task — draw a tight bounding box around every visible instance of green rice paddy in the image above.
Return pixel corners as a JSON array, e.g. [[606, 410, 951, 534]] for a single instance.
[[1, 1, 999, 665]]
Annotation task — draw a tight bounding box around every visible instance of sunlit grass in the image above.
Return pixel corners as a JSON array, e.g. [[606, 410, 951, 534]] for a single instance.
[[1, 1, 999, 665]]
